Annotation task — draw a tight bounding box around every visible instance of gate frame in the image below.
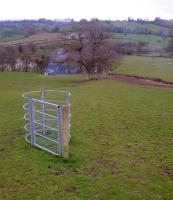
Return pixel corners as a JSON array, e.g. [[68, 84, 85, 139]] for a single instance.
[[23, 89, 71, 159]]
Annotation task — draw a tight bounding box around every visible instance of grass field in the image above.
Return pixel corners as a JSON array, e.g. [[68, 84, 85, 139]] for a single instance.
[[1, 32, 169, 47], [0, 72, 173, 199], [116, 56, 173, 82], [0, 28, 25, 43], [111, 33, 169, 46], [0, 33, 61, 46], [110, 21, 170, 34]]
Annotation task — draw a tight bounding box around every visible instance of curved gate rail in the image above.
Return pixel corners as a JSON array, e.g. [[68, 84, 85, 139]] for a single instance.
[[22, 89, 71, 159]]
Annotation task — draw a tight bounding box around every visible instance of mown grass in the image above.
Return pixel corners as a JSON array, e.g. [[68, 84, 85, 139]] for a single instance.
[[0, 72, 173, 200], [116, 56, 173, 82]]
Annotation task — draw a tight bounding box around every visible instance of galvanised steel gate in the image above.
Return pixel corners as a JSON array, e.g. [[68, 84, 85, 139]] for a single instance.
[[23, 89, 71, 158]]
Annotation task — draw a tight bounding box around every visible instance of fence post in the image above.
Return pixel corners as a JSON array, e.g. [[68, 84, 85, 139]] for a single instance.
[[65, 93, 71, 141], [57, 106, 62, 156], [40, 89, 46, 135], [30, 99, 35, 146], [61, 105, 69, 159]]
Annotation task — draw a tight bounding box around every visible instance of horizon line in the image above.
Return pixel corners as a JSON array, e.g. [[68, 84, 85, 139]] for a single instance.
[[0, 17, 173, 22]]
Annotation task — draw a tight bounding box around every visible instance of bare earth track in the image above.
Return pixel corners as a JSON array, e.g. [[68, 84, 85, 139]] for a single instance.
[[111, 74, 173, 88]]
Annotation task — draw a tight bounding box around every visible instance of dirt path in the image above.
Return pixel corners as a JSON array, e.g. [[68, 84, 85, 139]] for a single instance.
[[111, 74, 173, 88]]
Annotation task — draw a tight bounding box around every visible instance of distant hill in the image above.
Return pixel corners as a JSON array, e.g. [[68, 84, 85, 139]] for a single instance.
[[0, 32, 62, 46], [0, 19, 73, 42], [0, 18, 172, 43], [0, 18, 172, 57]]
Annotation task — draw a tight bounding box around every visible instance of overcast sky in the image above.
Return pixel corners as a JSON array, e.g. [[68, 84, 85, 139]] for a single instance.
[[0, 0, 173, 21]]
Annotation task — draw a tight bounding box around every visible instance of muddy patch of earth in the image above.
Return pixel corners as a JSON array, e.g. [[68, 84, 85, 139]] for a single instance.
[[111, 74, 173, 88]]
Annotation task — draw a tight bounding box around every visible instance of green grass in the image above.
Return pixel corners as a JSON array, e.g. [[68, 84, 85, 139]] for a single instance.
[[111, 21, 170, 34], [111, 33, 169, 46], [0, 33, 61, 46], [0, 72, 173, 199], [116, 56, 173, 82], [0, 34, 25, 42]]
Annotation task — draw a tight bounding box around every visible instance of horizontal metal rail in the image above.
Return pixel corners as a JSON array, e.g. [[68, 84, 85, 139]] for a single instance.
[[34, 143, 59, 156], [34, 132, 59, 144], [23, 90, 71, 99], [33, 120, 57, 131], [32, 98, 60, 107], [24, 123, 57, 133], [33, 109, 58, 119]]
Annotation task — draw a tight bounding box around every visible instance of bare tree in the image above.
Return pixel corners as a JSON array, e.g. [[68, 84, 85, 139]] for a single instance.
[[0, 47, 8, 71], [0, 43, 39, 72], [17, 43, 38, 72], [63, 22, 123, 79], [5, 46, 17, 71], [35, 55, 49, 74]]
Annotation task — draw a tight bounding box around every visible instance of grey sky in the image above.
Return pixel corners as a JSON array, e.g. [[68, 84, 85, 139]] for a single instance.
[[0, 0, 173, 20]]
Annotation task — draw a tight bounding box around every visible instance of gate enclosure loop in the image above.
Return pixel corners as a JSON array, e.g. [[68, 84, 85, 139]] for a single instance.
[[22, 89, 71, 159]]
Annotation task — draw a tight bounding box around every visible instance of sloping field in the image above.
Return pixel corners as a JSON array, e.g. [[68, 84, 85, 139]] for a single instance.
[[0, 73, 173, 199], [0, 32, 62, 46], [116, 56, 173, 82], [111, 21, 170, 34], [111, 33, 169, 46]]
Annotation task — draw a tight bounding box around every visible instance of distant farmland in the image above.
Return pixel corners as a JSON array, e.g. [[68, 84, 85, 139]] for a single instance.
[[111, 33, 169, 46], [0, 33, 62, 46]]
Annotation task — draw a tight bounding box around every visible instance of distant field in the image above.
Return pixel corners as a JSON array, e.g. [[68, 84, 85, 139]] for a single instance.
[[110, 21, 170, 34], [111, 33, 169, 46], [0, 35, 25, 42], [116, 56, 173, 82], [0, 28, 25, 42], [0, 33, 62, 46]]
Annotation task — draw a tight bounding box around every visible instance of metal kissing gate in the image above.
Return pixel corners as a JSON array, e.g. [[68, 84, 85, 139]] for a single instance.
[[22, 89, 71, 158]]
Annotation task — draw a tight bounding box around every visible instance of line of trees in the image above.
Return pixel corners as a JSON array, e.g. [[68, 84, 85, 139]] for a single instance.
[[0, 44, 48, 73], [0, 21, 172, 80]]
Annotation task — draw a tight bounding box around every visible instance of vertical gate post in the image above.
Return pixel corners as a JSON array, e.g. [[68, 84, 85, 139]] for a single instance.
[[65, 93, 71, 140], [57, 106, 62, 156], [30, 99, 35, 146], [61, 105, 69, 159], [40, 89, 46, 135]]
